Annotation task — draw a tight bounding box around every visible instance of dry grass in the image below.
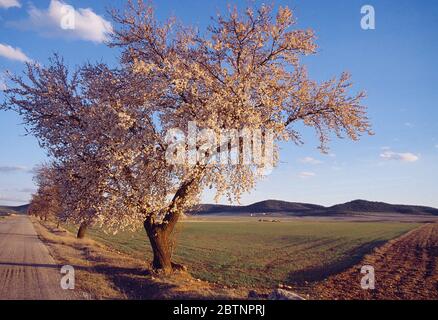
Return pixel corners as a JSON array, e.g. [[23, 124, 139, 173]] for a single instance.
[[32, 217, 247, 300], [32, 217, 124, 299]]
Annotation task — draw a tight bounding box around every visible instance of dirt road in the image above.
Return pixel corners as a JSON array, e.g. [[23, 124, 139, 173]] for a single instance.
[[0, 215, 77, 300], [313, 223, 438, 300]]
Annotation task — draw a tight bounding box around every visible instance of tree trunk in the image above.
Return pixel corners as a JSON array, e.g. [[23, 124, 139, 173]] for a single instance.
[[143, 175, 201, 273], [77, 222, 88, 239], [144, 220, 173, 273]]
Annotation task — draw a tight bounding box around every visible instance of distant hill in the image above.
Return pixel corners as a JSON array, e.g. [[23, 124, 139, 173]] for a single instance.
[[0, 204, 29, 215], [190, 200, 324, 215], [327, 200, 438, 215], [2, 200, 437, 218], [244, 200, 325, 213], [191, 199, 438, 216]]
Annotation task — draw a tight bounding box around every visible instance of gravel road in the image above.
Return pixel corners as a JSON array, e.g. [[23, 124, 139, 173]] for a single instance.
[[0, 215, 77, 300]]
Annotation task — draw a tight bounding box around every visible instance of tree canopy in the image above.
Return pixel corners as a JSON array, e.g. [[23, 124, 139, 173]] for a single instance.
[[1, 1, 371, 271]]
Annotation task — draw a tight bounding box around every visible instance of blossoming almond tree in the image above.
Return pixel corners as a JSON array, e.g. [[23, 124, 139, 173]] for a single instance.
[[28, 164, 62, 225], [1, 1, 371, 273]]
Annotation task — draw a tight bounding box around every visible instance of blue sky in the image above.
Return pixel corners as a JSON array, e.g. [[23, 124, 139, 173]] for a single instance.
[[0, 0, 437, 207]]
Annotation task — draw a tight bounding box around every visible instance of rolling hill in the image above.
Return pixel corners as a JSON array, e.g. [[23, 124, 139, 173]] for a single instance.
[[191, 199, 438, 216], [191, 200, 324, 214], [0, 204, 29, 216], [2, 200, 437, 218], [326, 200, 438, 215]]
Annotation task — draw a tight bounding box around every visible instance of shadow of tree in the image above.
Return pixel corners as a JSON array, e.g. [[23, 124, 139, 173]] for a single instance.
[[98, 268, 178, 299], [0, 260, 179, 299], [286, 240, 386, 285], [36, 221, 242, 299]]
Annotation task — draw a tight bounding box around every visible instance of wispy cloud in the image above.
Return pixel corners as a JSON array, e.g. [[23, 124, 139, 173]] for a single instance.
[[18, 188, 36, 193], [0, 194, 27, 203], [0, 0, 21, 9], [1, 187, 36, 193], [0, 43, 32, 63], [299, 157, 323, 165], [380, 150, 419, 163], [0, 165, 29, 173], [299, 171, 316, 179], [12, 0, 113, 43], [327, 153, 336, 158], [0, 78, 6, 91]]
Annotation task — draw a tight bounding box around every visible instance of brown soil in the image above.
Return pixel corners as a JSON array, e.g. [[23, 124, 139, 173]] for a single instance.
[[312, 223, 438, 300]]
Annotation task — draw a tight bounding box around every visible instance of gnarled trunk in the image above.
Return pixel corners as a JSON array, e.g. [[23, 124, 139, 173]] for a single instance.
[[77, 222, 88, 239], [143, 175, 200, 273], [144, 220, 173, 273]]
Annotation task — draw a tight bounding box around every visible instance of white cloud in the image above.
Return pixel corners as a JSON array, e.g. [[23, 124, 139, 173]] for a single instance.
[[0, 194, 27, 203], [0, 79, 6, 91], [1, 187, 36, 193], [380, 150, 419, 163], [299, 157, 322, 165], [20, 0, 113, 43], [0, 165, 28, 173], [0, 71, 8, 90], [299, 171, 316, 179], [0, 43, 32, 63], [327, 153, 336, 158], [0, 0, 21, 9], [435, 144, 438, 149]]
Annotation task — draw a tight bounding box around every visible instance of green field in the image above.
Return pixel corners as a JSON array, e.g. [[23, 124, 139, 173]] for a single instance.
[[78, 219, 418, 288]]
